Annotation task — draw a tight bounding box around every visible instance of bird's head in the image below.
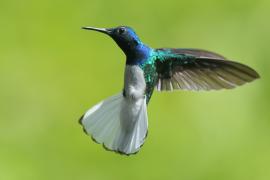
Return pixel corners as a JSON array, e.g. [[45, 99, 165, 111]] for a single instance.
[[82, 26, 143, 56]]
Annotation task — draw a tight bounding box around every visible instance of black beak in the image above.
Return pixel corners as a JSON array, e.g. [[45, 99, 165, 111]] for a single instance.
[[82, 26, 111, 35]]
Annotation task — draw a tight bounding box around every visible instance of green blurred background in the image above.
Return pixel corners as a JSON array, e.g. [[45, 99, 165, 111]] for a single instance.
[[0, 0, 269, 179]]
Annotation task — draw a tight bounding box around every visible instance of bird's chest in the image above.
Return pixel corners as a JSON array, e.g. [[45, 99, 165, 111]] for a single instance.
[[124, 65, 146, 100]]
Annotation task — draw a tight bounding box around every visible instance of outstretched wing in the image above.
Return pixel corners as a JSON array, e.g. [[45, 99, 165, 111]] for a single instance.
[[155, 48, 260, 91]]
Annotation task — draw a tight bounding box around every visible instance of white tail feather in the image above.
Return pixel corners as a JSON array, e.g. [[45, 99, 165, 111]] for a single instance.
[[79, 93, 148, 155]]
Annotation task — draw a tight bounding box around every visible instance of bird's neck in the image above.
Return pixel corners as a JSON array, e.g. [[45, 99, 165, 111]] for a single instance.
[[125, 44, 152, 65]]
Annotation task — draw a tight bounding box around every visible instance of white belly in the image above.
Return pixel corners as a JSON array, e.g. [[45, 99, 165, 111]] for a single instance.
[[120, 65, 147, 135], [124, 65, 146, 100]]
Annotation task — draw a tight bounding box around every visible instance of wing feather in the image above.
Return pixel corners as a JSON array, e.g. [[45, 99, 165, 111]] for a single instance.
[[155, 49, 259, 91]]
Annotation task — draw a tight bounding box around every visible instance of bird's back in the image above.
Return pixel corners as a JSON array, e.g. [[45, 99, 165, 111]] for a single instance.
[[139, 55, 159, 104]]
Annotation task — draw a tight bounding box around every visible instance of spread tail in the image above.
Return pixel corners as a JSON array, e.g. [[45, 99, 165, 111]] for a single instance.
[[79, 93, 148, 155]]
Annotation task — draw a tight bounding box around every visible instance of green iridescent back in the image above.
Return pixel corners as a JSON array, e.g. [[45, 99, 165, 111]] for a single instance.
[[139, 49, 194, 103], [139, 55, 158, 104]]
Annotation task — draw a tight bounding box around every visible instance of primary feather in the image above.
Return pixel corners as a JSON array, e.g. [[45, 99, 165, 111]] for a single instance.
[[155, 48, 260, 91]]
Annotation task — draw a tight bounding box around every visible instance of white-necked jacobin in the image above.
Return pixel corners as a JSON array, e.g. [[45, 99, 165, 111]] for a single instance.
[[79, 26, 260, 155]]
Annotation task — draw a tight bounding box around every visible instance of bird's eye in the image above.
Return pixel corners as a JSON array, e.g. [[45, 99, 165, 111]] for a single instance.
[[118, 27, 126, 34]]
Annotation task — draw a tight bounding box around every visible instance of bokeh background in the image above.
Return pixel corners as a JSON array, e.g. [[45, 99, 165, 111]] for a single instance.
[[0, 0, 269, 179]]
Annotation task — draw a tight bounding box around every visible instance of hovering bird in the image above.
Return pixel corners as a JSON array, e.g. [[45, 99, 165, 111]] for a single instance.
[[79, 26, 259, 155]]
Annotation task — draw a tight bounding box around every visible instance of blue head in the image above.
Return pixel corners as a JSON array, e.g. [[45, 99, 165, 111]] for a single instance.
[[83, 26, 151, 63]]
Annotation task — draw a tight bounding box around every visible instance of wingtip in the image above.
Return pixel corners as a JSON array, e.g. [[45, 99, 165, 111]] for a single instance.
[[254, 71, 261, 79]]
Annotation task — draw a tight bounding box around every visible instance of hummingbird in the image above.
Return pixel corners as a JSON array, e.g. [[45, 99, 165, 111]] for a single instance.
[[79, 26, 259, 155]]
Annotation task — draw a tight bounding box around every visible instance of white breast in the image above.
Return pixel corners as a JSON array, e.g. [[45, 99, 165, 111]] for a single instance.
[[120, 65, 148, 152], [124, 65, 146, 100]]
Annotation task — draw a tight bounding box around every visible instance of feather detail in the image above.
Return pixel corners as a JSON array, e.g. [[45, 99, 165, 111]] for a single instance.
[[154, 48, 260, 91], [165, 48, 227, 59], [79, 93, 148, 155]]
